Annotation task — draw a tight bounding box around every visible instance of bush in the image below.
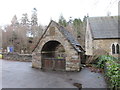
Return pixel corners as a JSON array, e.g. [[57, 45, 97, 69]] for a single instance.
[[97, 55, 118, 69], [106, 61, 120, 88], [97, 55, 120, 88]]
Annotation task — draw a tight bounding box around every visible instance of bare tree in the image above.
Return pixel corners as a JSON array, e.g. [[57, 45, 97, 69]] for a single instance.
[[1, 11, 44, 54]]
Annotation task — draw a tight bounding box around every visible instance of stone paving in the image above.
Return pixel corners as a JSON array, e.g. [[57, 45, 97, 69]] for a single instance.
[[1, 59, 107, 88]]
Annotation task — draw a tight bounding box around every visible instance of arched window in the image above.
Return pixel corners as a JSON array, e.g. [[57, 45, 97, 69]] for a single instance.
[[116, 44, 119, 54], [112, 44, 115, 54]]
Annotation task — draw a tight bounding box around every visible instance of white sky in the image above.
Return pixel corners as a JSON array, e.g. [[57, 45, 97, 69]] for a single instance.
[[0, 0, 119, 26]]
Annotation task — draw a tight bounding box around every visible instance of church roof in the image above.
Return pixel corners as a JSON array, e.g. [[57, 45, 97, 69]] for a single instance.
[[88, 16, 120, 39]]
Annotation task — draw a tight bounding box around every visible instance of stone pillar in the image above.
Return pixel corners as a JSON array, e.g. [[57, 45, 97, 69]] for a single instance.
[[65, 55, 80, 71], [32, 52, 42, 69]]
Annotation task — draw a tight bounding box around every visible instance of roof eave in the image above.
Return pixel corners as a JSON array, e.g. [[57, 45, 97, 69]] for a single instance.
[[93, 37, 120, 40]]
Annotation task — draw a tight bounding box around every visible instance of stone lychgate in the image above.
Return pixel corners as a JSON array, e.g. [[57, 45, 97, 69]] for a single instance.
[[32, 20, 84, 71]]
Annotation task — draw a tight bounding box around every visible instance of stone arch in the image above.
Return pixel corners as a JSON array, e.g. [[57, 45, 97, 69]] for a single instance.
[[41, 40, 65, 58], [41, 40, 66, 70], [39, 38, 72, 55]]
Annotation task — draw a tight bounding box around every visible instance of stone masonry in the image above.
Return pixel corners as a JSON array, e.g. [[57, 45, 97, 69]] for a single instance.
[[32, 20, 84, 71]]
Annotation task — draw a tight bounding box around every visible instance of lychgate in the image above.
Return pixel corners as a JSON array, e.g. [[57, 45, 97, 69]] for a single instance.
[[32, 20, 85, 71]]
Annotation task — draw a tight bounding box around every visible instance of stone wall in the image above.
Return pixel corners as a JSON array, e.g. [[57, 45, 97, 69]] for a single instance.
[[85, 20, 93, 55], [3, 53, 32, 62], [93, 39, 120, 58]]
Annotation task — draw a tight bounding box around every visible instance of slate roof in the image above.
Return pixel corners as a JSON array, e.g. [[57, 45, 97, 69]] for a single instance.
[[59, 26, 84, 52], [88, 16, 119, 39], [32, 20, 84, 52]]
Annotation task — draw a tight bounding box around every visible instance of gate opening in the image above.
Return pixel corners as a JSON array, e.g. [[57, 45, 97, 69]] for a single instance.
[[41, 40, 65, 70]]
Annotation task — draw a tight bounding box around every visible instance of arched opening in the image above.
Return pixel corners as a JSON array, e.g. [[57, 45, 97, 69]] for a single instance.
[[116, 44, 119, 54], [41, 40, 65, 70], [112, 44, 115, 54]]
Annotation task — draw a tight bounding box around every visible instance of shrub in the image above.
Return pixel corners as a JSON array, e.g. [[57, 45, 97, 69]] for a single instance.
[[106, 61, 120, 88], [97, 55, 120, 88], [97, 55, 118, 69]]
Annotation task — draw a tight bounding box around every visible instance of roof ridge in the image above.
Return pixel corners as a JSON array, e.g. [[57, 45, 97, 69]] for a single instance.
[[88, 16, 118, 19]]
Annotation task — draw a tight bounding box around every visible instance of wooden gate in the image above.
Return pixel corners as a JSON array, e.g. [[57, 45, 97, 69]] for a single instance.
[[42, 58, 65, 71]]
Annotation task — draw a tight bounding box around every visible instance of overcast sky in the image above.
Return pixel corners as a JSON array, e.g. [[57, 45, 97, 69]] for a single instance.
[[0, 0, 119, 26]]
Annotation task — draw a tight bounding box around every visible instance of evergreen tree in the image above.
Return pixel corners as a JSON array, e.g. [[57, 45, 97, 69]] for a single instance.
[[31, 8, 38, 26], [11, 15, 19, 26], [21, 13, 29, 25], [73, 18, 86, 48], [58, 15, 67, 27], [73, 18, 82, 36]]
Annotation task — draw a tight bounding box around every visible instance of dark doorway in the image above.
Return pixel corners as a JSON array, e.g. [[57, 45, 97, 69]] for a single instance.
[[41, 40, 65, 71]]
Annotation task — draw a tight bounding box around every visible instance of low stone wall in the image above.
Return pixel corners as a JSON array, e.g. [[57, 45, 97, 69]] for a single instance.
[[2, 53, 32, 62]]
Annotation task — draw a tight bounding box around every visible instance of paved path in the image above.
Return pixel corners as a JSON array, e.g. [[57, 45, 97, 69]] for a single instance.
[[1, 59, 107, 88]]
